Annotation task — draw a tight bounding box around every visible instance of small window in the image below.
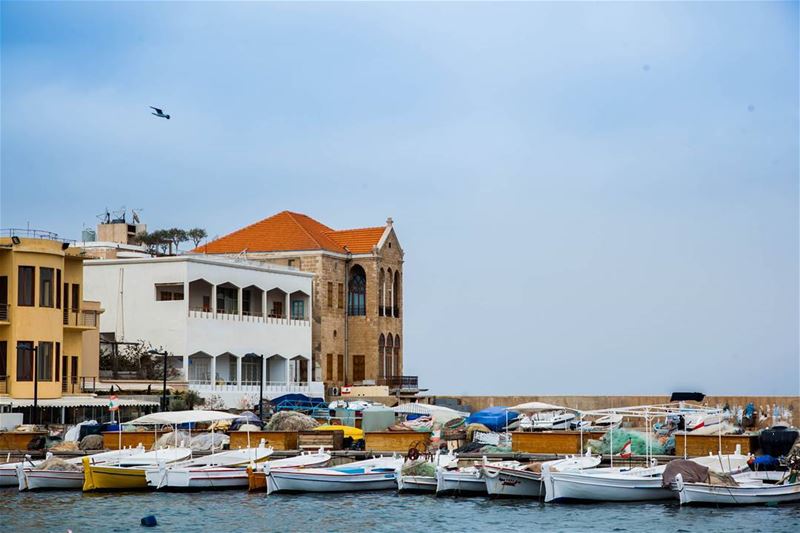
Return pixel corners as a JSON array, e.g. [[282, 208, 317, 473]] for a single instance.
[[337, 283, 344, 309], [291, 300, 305, 320], [288, 259, 296, 268], [18, 266, 35, 306], [327, 282, 333, 308], [16, 341, 33, 381], [40, 268, 54, 308], [37, 341, 53, 381], [155, 283, 184, 301]]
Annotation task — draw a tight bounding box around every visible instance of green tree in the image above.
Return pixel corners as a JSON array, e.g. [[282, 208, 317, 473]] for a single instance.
[[187, 228, 208, 248]]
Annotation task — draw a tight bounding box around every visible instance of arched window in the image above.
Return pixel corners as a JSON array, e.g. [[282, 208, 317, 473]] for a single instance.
[[348, 265, 366, 316], [385, 334, 394, 377], [386, 268, 393, 316], [393, 270, 401, 317], [378, 269, 385, 317], [378, 334, 385, 378], [394, 334, 401, 375]]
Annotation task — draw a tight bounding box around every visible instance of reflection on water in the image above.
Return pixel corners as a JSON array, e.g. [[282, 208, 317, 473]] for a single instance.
[[1, 488, 799, 532]]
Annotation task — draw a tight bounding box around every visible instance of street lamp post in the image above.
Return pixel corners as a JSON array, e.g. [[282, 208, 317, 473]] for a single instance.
[[147, 349, 169, 411]]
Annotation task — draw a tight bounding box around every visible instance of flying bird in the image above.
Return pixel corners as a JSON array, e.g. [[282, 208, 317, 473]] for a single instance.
[[149, 106, 170, 119]]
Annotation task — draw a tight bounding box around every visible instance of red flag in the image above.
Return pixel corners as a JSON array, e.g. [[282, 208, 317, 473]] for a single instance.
[[619, 439, 632, 459]]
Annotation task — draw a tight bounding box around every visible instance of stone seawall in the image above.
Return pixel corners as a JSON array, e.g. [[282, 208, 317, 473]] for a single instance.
[[427, 395, 800, 415]]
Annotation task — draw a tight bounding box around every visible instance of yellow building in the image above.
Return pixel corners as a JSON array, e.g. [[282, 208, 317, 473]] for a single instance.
[[0, 233, 100, 401]]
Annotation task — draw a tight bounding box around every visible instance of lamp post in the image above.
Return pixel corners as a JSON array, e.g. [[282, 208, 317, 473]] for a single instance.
[[147, 349, 169, 411], [18, 344, 39, 424]]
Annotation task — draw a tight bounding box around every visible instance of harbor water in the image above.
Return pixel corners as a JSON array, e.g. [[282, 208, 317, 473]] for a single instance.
[[2, 489, 798, 532]]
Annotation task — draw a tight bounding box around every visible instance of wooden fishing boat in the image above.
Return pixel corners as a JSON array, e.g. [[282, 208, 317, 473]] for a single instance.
[[83, 447, 192, 491], [18, 447, 145, 491], [247, 451, 332, 492], [675, 471, 800, 505], [266, 456, 403, 494], [482, 454, 601, 498], [396, 451, 456, 493]]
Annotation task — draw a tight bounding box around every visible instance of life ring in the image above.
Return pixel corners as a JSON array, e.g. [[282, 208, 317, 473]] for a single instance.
[[407, 448, 420, 461]]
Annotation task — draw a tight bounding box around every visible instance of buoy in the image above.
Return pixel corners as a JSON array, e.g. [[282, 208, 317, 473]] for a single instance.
[[141, 515, 158, 527]]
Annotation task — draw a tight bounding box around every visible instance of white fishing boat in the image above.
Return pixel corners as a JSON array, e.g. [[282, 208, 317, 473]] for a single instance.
[[266, 455, 403, 494], [0, 455, 42, 487], [482, 453, 601, 498], [436, 460, 520, 495], [247, 451, 332, 492], [675, 470, 800, 505], [532, 411, 576, 431], [18, 447, 145, 491], [396, 451, 456, 493], [145, 441, 274, 490]]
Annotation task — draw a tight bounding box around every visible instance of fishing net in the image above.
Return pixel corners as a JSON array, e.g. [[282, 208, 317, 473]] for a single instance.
[[402, 460, 436, 477], [151, 431, 191, 450], [49, 441, 80, 452], [36, 457, 81, 472], [587, 429, 669, 456], [266, 411, 319, 431], [190, 433, 230, 451], [79, 434, 104, 451]]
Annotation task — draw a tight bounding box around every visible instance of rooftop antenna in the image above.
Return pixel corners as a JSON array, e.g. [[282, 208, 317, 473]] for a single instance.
[[97, 208, 111, 224], [111, 207, 126, 224], [131, 208, 143, 224]]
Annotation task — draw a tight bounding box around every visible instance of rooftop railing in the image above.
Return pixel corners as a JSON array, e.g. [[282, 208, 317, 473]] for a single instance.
[[0, 228, 75, 243]]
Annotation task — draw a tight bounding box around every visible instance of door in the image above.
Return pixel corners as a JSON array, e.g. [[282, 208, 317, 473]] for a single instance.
[[70, 356, 78, 393], [352, 355, 365, 383], [0, 276, 7, 320], [61, 355, 68, 392], [336, 354, 344, 383]]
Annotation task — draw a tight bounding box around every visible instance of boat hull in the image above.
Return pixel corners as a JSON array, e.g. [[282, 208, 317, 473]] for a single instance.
[[483, 467, 543, 498], [147, 467, 248, 490], [83, 463, 149, 491], [25, 469, 84, 491], [268, 470, 397, 494], [0, 466, 21, 487], [436, 470, 487, 495], [545, 470, 674, 502], [397, 475, 437, 493], [677, 478, 800, 505]]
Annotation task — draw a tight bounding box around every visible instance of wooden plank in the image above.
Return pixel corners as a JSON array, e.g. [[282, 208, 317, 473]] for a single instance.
[[298, 430, 344, 450], [102, 431, 162, 450], [365, 431, 430, 452], [229, 431, 298, 451], [674, 433, 756, 457], [0, 432, 48, 451], [511, 431, 606, 454]]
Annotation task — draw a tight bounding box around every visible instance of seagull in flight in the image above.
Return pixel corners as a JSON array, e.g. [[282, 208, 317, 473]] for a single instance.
[[149, 106, 170, 119]]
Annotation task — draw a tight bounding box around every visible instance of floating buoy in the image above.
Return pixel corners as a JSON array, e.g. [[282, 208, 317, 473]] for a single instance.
[[141, 515, 158, 527]]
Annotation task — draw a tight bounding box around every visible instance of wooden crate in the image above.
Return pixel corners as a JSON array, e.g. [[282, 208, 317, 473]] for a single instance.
[[229, 431, 298, 451], [102, 431, 166, 450], [674, 433, 756, 457], [365, 431, 430, 453], [512, 431, 606, 454], [0, 432, 47, 451], [298, 430, 344, 450]]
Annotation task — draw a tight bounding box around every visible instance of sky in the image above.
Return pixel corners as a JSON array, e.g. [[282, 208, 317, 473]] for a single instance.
[[1, 2, 798, 396]]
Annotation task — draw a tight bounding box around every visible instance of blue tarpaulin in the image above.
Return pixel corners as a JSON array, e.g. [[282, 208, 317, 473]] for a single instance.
[[466, 407, 519, 431]]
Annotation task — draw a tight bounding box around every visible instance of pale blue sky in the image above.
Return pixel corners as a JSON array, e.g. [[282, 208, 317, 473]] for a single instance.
[[1, 2, 798, 395]]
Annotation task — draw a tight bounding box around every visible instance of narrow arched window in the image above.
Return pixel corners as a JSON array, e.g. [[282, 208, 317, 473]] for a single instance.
[[386, 268, 393, 316], [393, 270, 400, 317], [385, 334, 394, 377], [348, 265, 367, 316], [378, 268, 385, 316], [394, 334, 401, 375], [378, 334, 385, 378]]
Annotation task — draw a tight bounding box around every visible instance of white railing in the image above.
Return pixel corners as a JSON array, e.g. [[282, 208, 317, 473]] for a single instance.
[[187, 307, 310, 326], [190, 380, 315, 393]]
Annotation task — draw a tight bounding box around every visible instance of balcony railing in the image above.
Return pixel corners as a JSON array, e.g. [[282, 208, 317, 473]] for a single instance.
[[62, 375, 79, 394], [63, 309, 99, 328], [378, 375, 419, 390], [379, 306, 401, 318], [0, 303, 8, 322], [188, 307, 309, 326], [0, 375, 7, 394]]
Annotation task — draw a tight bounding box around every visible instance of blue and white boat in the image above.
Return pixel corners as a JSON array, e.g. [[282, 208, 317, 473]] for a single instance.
[[266, 456, 402, 494]]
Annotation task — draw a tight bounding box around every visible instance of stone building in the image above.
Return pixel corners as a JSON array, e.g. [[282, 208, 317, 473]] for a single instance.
[[194, 211, 409, 394]]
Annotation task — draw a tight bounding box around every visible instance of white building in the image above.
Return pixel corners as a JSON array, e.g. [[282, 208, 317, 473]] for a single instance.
[[83, 255, 323, 407]]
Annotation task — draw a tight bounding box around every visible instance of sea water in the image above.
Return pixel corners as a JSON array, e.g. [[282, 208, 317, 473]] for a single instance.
[[1, 489, 798, 532]]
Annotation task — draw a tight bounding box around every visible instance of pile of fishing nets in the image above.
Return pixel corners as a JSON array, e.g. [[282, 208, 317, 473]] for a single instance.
[[79, 434, 104, 451], [35, 456, 81, 472], [49, 441, 80, 452], [587, 429, 671, 456], [465, 423, 491, 442], [389, 416, 434, 432], [266, 411, 319, 431], [151, 431, 192, 450], [401, 460, 436, 477], [190, 433, 229, 451]]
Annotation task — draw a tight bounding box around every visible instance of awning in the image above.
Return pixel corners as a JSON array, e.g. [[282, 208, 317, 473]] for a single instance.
[[127, 410, 239, 425], [508, 401, 570, 413], [0, 396, 160, 408]]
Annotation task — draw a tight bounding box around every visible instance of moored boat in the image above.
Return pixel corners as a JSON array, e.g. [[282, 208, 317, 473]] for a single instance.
[[675, 471, 800, 505], [18, 447, 145, 491], [436, 460, 520, 496], [83, 447, 193, 491], [396, 451, 456, 493], [247, 450, 332, 492], [266, 456, 403, 494], [482, 454, 601, 498]]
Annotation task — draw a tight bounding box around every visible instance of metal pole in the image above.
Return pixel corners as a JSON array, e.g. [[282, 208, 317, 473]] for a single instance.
[[32, 345, 39, 425], [259, 354, 264, 422], [162, 351, 168, 411]]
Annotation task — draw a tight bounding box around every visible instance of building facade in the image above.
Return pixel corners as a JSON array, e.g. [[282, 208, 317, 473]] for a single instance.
[[195, 211, 410, 394], [0, 232, 100, 401], [83, 255, 321, 408]]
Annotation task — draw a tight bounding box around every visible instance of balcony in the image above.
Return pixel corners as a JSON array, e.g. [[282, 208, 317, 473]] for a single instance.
[[378, 306, 401, 319], [188, 307, 310, 326], [378, 375, 419, 391], [63, 309, 100, 329], [0, 303, 8, 323], [0, 375, 7, 394]]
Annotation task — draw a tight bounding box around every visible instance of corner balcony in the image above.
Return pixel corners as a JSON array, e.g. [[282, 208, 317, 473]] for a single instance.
[[63, 309, 100, 330], [377, 375, 420, 393]]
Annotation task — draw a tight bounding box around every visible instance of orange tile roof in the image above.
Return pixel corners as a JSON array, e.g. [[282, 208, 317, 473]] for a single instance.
[[194, 211, 386, 255]]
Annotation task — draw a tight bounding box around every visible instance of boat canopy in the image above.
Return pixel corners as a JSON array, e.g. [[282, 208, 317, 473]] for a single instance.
[[509, 401, 571, 413], [391, 403, 468, 423], [127, 410, 239, 425]]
